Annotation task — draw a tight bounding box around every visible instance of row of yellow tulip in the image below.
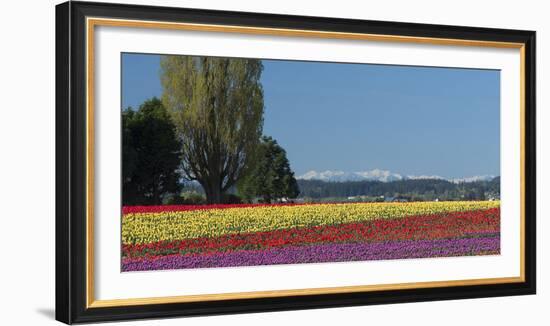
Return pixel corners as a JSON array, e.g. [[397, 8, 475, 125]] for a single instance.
[[122, 201, 500, 245]]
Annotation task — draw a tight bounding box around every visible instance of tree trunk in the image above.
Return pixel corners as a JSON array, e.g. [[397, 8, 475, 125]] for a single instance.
[[208, 187, 222, 204], [200, 179, 224, 204]]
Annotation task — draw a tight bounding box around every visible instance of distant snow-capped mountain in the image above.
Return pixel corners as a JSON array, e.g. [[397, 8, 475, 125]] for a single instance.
[[449, 175, 496, 184], [404, 175, 445, 180], [351, 169, 404, 182], [298, 169, 402, 182], [297, 169, 496, 184]]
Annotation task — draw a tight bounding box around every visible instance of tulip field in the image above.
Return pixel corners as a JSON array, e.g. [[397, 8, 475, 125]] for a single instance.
[[121, 201, 500, 271]]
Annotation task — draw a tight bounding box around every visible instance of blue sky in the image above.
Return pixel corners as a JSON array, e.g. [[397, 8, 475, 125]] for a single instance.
[[122, 53, 500, 178]]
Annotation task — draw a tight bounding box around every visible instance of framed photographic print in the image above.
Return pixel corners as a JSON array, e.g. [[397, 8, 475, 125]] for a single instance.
[[55, 1, 536, 324]]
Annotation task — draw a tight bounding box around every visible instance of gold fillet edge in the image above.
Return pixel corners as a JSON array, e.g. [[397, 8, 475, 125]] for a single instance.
[[89, 277, 524, 308], [88, 17, 524, 49], [519, 45, 526, 282], [85, 17, 528, 309], [86, 18, 95, 308]]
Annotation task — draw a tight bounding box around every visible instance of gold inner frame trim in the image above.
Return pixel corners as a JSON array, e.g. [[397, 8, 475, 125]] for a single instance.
[[89, 277, 521, 308], [85, 17, 527, 309]]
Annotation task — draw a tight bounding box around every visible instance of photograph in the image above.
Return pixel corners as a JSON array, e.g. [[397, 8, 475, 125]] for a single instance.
[[120, 53, 501, 272]]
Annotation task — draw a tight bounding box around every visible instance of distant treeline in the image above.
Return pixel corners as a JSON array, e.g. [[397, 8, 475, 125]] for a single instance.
[[297, 177, 500, 201]]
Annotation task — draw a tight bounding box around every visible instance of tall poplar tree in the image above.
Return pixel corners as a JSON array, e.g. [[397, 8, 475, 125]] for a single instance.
[[160, 56, 264, 203]]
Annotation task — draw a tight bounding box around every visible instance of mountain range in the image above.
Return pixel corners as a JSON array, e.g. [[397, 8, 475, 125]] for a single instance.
[[297, 169, 496, 184]]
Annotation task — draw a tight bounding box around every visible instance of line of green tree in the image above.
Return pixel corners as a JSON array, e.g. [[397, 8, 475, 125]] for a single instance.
[[297, 177, 500, 201], [122, 56, 299, 205]]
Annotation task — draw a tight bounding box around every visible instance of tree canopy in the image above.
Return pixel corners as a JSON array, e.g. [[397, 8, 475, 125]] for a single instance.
[[122, 97, 182, 205], [238, 136, 300, 203], [160, 56, 264, 204]]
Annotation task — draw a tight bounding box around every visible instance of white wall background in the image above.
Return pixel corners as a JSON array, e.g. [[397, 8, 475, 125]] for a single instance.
[[0, 0, 546, 324]]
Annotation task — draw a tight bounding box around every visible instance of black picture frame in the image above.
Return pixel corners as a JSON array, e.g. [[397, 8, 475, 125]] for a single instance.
[[56, 1, 536, 324]]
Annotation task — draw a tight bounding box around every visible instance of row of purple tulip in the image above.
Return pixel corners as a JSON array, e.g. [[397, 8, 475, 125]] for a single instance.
[[122, 234, 499, 271]]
